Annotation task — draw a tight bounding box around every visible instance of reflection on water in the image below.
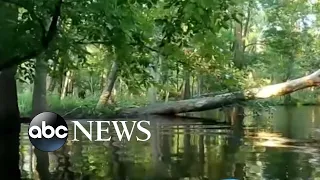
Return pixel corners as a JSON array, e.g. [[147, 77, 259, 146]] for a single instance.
[[15, 106, 320, 179], [0, 130, 20, 179]]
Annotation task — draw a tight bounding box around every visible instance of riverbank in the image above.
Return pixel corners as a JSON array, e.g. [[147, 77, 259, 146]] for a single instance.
[[18, 91, 320, 119], [18, 92, 149, 119]]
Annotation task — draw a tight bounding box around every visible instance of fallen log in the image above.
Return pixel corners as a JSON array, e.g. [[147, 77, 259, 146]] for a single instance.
[[120, 69, 320, 116], [192, 90, 230, 98]]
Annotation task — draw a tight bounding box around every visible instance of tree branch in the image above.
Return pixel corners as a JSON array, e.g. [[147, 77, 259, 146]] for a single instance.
[[1, 0, 46, 36], [0, 0, 63, 70]]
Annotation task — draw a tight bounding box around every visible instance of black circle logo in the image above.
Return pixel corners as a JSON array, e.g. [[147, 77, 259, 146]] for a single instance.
[[28, 112, 68, 152]]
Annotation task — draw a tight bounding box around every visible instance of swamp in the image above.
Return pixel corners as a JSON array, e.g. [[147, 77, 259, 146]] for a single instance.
[[1, 0, 320, 179]]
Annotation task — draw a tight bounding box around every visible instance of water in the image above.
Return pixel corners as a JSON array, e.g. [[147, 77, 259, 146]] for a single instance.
[[18, 106, 320, 179]]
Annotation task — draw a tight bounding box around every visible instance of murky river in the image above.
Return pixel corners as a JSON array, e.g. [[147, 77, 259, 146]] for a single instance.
[[18, 106, 320, 180]]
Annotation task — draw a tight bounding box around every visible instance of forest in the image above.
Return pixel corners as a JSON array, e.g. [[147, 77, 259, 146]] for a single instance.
[[3, 0, 320, 179], [1, 0, 320, 129]]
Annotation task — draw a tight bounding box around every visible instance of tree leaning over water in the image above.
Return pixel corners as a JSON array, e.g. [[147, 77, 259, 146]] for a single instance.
[[120, 69, 320, 116]]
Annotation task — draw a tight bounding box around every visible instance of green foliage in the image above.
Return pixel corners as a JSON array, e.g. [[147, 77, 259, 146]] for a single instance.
[[18, 91, 149, 118], [2, 0, 320, 117]]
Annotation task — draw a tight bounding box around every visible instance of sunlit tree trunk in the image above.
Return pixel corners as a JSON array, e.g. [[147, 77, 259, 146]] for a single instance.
[[66, 75, 74, 96], [164, 91, 170, 102], [46, 75, 52, 91], [96, 60, 118, 108], [113, 80, 118, 96], [60, 71, 72, 100]]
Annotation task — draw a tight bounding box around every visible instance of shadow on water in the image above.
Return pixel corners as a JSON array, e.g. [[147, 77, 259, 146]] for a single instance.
[[0, 129, 21, 180], [33, 149, 50, 180], [3, 106, 320, 180]]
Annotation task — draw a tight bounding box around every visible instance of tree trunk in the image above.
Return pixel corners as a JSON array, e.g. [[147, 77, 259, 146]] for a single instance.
[[89, 74, 94, 94], [233, 20, 244, 69], [197, 75, 203, 96], [100, 72, 106, 90], [0, 67, 20, 131], [242, 2, 251, 52], [57, 63, 65, 96], [32, 58, 48, 116], [48, 78, 56, 92], [284, 54, 295, 105], [182, 69, 191, 99], [0, 67, 21, 179], [191, 75, 195, 97], [119, 69, 320, 116], [58, 77, 62, 96], [0, 2, 20, 130], [60, 71, 71, 100], [96, 60, 118, 108], [46, 75, 52, 91], [66, 74, 74, 95], [48, 61, 58, 92], [148, 54, 162, 103], [147, 66, 158, 103], [0, 3, 22, 177]]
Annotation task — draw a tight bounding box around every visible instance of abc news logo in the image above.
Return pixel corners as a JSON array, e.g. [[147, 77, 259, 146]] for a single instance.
[[28, 112, 151, 152]]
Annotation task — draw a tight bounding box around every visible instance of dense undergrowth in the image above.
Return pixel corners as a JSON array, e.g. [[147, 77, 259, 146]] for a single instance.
[[18, 91, 149, 119], [18, 88, 320, 119]]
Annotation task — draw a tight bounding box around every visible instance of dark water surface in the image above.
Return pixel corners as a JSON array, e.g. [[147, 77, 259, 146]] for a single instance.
[[18, 106, 320, 180]]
